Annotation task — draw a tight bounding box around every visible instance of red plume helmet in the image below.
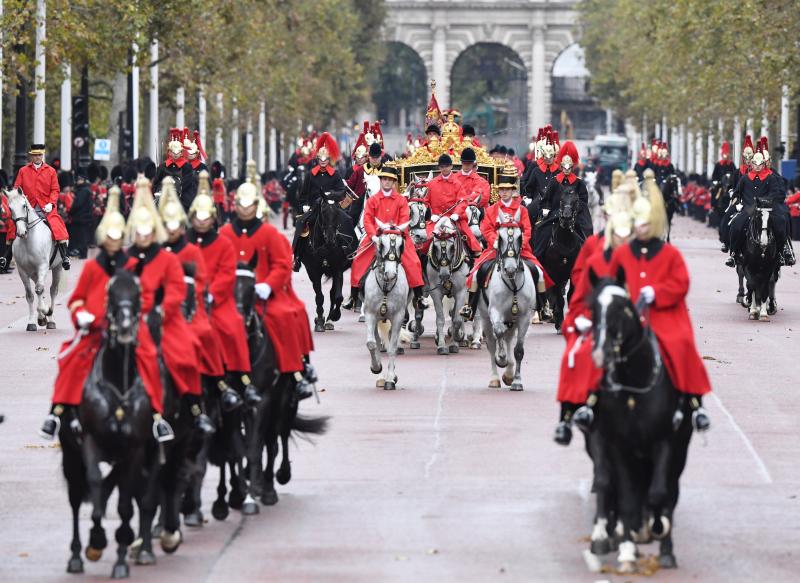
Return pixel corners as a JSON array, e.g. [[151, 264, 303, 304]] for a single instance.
[[556, 140, 580, 167], [743, 134, 754, 152], [372, 121, 384, 145], [551, 131, 560, 149], [720, 141, 731, 157], [315, 132, 340, 163]]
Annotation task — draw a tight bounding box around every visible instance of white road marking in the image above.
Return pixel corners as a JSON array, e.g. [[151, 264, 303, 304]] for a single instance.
[[709, 392, 773, 484], [424, 367, 448, 479]]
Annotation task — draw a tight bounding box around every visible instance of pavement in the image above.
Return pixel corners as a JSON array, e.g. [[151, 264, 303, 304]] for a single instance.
[[0, 215, 798, 582]]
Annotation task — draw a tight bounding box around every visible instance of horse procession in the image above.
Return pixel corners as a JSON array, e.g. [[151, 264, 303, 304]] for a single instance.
[[0, 75, 796, 579]]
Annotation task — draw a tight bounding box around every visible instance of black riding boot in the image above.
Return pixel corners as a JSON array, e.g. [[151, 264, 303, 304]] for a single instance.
[[554, 403, 575, 446], [58, 242, 71, 270], [412, 286, 425, 310], [572, 393, 597, 431], [240, 374, 262, 406], [153, 414, 175, 443], [217, 378, 243, 412], [460, 290, 478, 321], [690, 396, 711, 432], [40, 404, 64, 439], [187, 395, 215, 435], [343, 286, 359, 310], [782, 240, 796, 266]]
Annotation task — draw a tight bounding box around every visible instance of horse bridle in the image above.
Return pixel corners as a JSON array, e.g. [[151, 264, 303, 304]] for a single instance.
[[747, 203, 774, 251], [8, 193, 45, 231], [235, 268, 264, 336], [496, 223, 525, 315], [374, 231, 403, 315]]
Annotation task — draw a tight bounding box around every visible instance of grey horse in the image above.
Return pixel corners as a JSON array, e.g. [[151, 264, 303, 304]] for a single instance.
[[426, 216, 469, 355], [477, 208, 535, 390], [363, 222, 410, 390], [5, 187, 62, 331]]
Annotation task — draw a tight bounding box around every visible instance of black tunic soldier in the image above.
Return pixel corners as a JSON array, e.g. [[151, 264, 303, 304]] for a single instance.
[[152, 128, 187, 199], [524, 133, 560, 229]]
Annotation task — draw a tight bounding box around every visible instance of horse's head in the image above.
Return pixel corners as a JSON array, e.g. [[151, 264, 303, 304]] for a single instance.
[[465, 204, 482, 237], [234, 252, 258, 321], [5, 188, 30, 238], [106, 270, 141, 347], [318, 191, 343, 245], [429, 220, 462, 281], [558, 185, 578, 229], [375, 227, 407, 282], [364, 174, 381, 198], [751, 199, 774, 249], [588, 268, 640, 369], [181, 262, 197, 323], [496, 209, 523, 278]]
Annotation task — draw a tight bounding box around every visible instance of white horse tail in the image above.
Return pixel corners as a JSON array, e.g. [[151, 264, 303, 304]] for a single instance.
[[378, 320, 392, 347]]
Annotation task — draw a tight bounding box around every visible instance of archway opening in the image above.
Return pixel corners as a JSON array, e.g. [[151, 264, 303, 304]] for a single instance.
[[551, 44, 606, 141], [450, 43, 527, 151], [372, 42, 427, 131]]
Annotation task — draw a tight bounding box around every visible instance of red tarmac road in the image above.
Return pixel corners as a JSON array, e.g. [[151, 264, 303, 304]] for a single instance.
[[0, 216, 798, 582]]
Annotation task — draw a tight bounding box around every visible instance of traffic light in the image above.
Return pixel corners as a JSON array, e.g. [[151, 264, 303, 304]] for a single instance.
[[72, 95, 89, 140], [118, 111, 133, 160]]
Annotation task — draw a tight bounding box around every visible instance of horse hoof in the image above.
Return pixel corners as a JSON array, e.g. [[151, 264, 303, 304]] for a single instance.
[[46, 321, 56, 330], [85, 547, 103, 562], [449, 345, 459, 354], [211, 500, 229, 521], [261, 489, 279, 506], [488, 379, 501, 389], [437, 347, 448, 355], [26, 323, 37, 332], [510, 383, 524, 391], [358, 315, 365, 323], [314, 324, 325, 332], [111, 563, 129, 579], [241, 501, 260, 516], [183, 510, 204, 528], [590, 539, 611, 556], [370, 363, 383, 374], [384, 381, 396, 391], [618, 560, 636, 574], [748, 312, 759, 321], [376, 378, 385, 388], [160, 529, 182, 554], [410, 342, 420, 349], [276, 466, 291, 485], [658, 553, 678, 569], [736, 294, 744, 305], [67, 556, 84, 574], [324, 321, 335, 331], [228, 490, 245, 510], [135, 549, 156, 566], [37, 316, 46, 327], [396, 346, 405, 355]]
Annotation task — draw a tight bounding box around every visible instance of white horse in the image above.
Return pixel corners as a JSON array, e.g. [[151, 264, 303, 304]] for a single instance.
[[464, 203, 483, 244], [5, 187, 63, 331], [427, 216, 470, 355], [403, 178, 432, 348], [363, 223, 410, 390], [478, 208, 536, 390]]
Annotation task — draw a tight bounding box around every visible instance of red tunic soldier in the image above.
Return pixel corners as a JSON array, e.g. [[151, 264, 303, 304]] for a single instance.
[[349, 165, 425, 304], [39, 186, 171, 441], [424, 154, 483, 255], [455, 147, 491, 208], [220, 175, 316, 400], [13, 143, 71, 269]]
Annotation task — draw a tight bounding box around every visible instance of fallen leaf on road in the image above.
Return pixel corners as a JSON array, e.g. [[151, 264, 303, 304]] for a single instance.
[[18, 552, 28, 558], [702, 355, 717, 361], [394, 555, 408, 561], [427, 548, 439, 555], [35, 346, 49, 351]]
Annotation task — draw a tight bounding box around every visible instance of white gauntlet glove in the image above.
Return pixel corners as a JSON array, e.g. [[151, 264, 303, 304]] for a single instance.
[[575, 315, 592, 333], [76, 310, 95, 329], [255, 283, 272, 301], [43, 203, 54, 213], [640, 285, 655, 305], [371, 235, 380, 245], [542, 208, 550, 217], [450, 213, 459, 221], [206, 293, 214, 305], [302, 205, 310, 213], [430, 214, 440, 223]]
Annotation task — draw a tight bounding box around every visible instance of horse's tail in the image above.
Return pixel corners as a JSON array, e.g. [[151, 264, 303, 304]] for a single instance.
[[292, 414, 330, 437], [378, 320, 392, 347]]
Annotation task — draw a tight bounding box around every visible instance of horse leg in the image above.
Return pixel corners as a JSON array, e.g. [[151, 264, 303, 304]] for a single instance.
[[384, 311, 405, 390], [184, 441, 208, 527], [470, 313, 483, 350], [510, 318, 529, 391], [261, 432, 279, 505], [483, 314, 500, 388], [327, 269, 343, 326], [228, 460, 245, 510], [81, 436, 107, 563], [131, 457, 159, 566], [411, 295, 425, 349], [490, 309, 508, 369], [364, 309, 382, 375], [736, 265, 745, 305], [554, 283, 566, 334], [277, 429, 292, 485], [35, 264, 49, 327], [311, 274, 326, 332], [613, 456, 641, 573], [211, 463, 229, 520], [46, 266, 60, 329], [20, 274, 38, 331], [64, 450, 86, 573], [452, 283, 467, 350], [431, 290, 448, 355], [111, 470, 136, 579]]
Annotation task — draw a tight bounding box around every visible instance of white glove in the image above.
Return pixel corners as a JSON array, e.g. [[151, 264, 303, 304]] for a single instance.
[[207, 293, 214, 305], [43, 203, 54, 213], [302, 205, 310, 213], [75, 310, 95, 329], [735, 203, 743, 212], [575, 315, 592, 333], [450, 213, 459, 221], [430, 214, 440, 222], [371, 235, 380, 245], [255, 282, 272, 301], [542, 209, 550, 217], [640, 285, 655, 305]]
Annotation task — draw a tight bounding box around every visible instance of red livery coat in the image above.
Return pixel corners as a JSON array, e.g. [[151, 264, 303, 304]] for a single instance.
[[166, 239, 226, 377], [350, 190, 424, 288], [610, 240, 711, 396], [424, 174, 482, 253], [191, 230, 251, 373], [52, 253, 164, 412], [11, 163, 69, 240], [556, 238, 608, 404], [786, 191, 800, 218], [127, 246, 202, 397], [466, 199, 552, 288], [220, 219, 313, 373], [455, 170, 491, 208]]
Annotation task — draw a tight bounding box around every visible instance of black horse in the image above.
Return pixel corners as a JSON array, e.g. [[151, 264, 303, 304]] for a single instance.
[[587, 271, 693, 572], [661, 174, 681, 242], [60, 270, 154, 579], [536, 184, 585, 332], [708, 172, 734, 230], [234, 257, 329, 506], [301, 192, 357, 332], [738, 200, 780, 319]]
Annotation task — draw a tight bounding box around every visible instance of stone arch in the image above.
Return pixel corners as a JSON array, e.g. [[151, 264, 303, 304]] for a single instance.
[[374, 41, 428, 130], [449, 42, 528, 150]]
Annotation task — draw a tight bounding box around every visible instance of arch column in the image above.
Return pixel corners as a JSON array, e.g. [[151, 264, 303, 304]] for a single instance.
[[529, 24, 546, 132], [431, 18, 449, 109]]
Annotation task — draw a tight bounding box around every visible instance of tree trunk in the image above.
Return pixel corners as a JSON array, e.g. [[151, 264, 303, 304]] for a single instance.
[[108, 72, 127, 165]]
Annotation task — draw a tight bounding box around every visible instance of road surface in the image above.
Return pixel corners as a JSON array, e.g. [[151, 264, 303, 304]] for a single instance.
[[0, 216, 797, 582]]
